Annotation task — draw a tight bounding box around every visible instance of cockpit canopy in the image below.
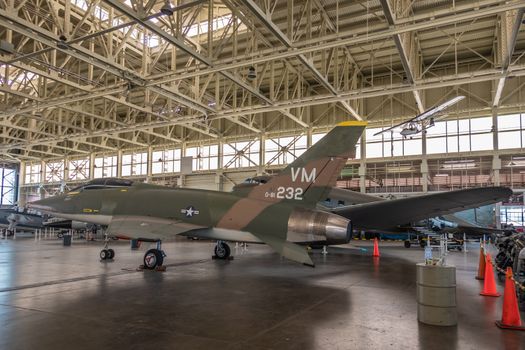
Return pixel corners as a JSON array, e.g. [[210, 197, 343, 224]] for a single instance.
[[231, 175, 272, 191], [241, 175, 271, 185], [69, 178, 134, 192]]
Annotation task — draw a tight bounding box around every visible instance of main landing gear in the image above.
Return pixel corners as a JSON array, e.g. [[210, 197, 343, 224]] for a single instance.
[[99, 233, 166, 270], [213, 240, 232, 260], [100, 232, 115, 260], [142, 240, 166, 270]]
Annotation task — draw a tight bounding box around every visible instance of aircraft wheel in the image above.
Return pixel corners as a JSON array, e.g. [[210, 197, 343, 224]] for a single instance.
[[143, 249, 163, 269], [107, 248, 115, 259], [214, 242, 231, 259], [404, 240, 411, 248], [100, 249, 109, 260]]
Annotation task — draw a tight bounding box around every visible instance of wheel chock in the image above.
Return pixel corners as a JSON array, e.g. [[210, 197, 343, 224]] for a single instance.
[[136, 264, 166, 272]]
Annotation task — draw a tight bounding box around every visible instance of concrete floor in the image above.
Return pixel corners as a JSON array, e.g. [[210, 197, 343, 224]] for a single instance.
[[0, 236, 524, 350]]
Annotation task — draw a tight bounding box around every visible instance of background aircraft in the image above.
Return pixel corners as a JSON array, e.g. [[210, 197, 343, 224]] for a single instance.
[[28, 121, 511, 269], [373, 96, 465, 137], [0, 206, 44, 235]]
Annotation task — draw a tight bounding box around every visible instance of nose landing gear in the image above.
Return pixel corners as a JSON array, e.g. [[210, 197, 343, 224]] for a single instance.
[[100, 232, 115, 261], [100, 248, 115, 260]]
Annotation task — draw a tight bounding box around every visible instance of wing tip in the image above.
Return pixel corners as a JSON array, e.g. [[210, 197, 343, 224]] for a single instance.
[[497, 186, 513, 199]]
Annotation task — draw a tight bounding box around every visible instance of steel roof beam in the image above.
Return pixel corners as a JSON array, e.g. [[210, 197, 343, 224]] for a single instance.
[[0, 9, 211, 116], [5, 64, 525, 153], [239, 0, 362, 120], [151, 0, 525, 85], [379, 0, 425, 113], [101, 0, 272, 106], [492, 8, 524, 107]]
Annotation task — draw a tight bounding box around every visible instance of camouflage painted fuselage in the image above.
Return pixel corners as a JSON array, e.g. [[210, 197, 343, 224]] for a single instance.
[[36, 184, 300, 242]]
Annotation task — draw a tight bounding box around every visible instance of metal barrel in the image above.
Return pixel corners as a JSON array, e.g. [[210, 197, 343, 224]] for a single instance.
[[63, 234, 72, 246], [416, 263, 457, 326]]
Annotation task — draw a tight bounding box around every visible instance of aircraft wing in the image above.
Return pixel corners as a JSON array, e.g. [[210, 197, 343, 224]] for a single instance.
[[333, 187, 512, 231], [106, 216, 206, 240], [250, 231, 315, 267], [373, 119, 412, 136], [413, 95, 465, 122], [373, 96, 465, 136]]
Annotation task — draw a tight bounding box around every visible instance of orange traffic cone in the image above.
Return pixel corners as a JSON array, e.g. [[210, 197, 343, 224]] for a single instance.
[[373, 237, 380, 257], [495, 267, 525, 330], [475, 245, 485, 280], [480, 253, 501, 297]]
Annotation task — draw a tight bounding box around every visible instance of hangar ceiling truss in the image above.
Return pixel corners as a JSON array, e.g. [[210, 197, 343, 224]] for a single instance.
[[0, 0, 524, 161]]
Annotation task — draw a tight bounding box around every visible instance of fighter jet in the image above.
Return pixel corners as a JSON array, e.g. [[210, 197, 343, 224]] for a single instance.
[[28, 121, 512, 269], [0, 206, 45, 235]]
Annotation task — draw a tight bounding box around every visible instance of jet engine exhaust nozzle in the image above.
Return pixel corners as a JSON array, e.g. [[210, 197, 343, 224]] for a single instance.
[[286, 208, 352, 245]]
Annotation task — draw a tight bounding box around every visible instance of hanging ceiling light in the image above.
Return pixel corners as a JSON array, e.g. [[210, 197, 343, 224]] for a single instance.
[[57, 35, 69, 50], [160, 0, 174, 16], [247, 66, 256, 79]]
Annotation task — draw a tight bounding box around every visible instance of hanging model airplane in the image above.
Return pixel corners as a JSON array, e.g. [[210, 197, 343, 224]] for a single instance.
[[28, 121, 511, 269], [373, 96, 465, 137]]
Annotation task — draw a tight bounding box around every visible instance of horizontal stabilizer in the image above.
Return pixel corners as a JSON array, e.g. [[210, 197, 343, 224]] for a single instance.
[[251, 231, 314, 267]]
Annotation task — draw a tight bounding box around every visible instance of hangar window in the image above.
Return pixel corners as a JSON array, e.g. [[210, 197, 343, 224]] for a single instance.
[[45, 161, 64, 183], [186, 145, 218, 171], [223, 140, 260, 169], [265, 135, 307, 166], [94, 155, 118, 178], [403, 138, 422, 156], [366, 142, 383, 158], [152, 149, 181, 174], [122, 152, 148, 176], [365, 128, 387, 158], [366, 126, 423, 158], [498, 114, 523, 149], [24, 163, 41, 184], [424, 117, 493, 154], [470, 117, 493, 151], [68, 158, 90, 181], [426, 121, 447, 154], [382, 132, 404, 157], [311, 133, 327, 145], [500, 206, 525, 227], [0, 167, 16, 206]]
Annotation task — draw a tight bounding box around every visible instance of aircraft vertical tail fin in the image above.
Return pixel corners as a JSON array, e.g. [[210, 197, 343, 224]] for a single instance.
[[246, 121, 367, 207]]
